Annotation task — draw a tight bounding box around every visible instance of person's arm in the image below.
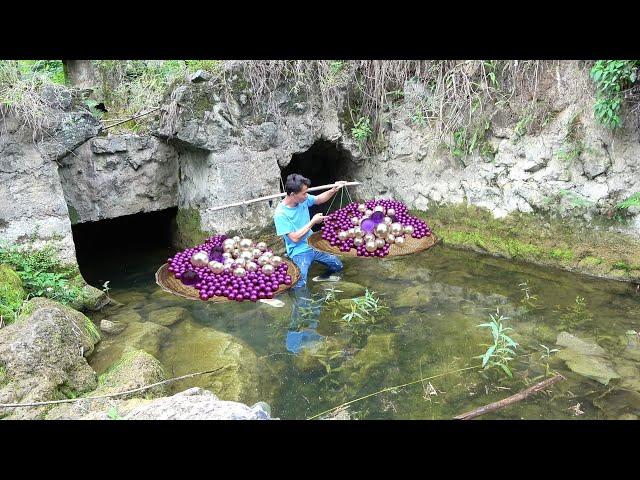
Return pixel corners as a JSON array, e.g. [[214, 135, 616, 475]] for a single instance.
[[287, 213, 325, 243], [314, 181, 348, 205]]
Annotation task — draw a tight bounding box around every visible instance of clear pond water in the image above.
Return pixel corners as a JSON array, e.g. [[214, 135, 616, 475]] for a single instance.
[[82, 243, 640, 420]]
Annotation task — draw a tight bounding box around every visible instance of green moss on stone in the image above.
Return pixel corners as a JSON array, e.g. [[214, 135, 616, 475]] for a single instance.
[[174, 207, 211, 249], [0, 264, 27, 324], [67, 204, 80, 225], [412, 202, 640, 283]]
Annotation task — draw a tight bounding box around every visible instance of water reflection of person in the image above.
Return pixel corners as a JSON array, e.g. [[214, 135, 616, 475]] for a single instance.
[[286, 285, 325, 354]]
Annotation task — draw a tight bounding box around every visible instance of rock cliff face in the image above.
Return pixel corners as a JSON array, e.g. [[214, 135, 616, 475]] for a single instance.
[[2, 61, 639, 275]]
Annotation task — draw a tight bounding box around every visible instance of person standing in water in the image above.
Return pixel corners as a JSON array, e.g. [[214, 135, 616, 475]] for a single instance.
[[274, 173, 346, 289]]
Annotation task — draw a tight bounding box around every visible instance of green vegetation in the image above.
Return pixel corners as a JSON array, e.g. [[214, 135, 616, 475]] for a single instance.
[[412, 202, 640, 281], [475, 310, 518, 378], [351, 116, 373, 144], [173, 208, 211, 250], [554, 296, 593, 330], [590, 60, 639, 129], [0, 241, 85, 322]]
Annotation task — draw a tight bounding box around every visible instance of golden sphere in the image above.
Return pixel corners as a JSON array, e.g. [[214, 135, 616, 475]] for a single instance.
[[233, 267, 246, 278], [338, 230, 348, 241], [246, 261, 258, 272], [208, 261, 224, 274], [271, 255, 283, 267], [239, 238, 253, 249], [374, 223, 389, 238], [262, 264, 275, 275], [256, 241, 268, 252], [375, 238, 386, 249], [394, 235, 405, 246], [358, 203, 367, 212], [365, 240, 377, 252], [383, 216, 392, 225], [404, 225, 414, 235], [354, 237, 364, 247], [386, 234, 396, 244], [387, 208, 396, 217], [390, 222, 403, 236]]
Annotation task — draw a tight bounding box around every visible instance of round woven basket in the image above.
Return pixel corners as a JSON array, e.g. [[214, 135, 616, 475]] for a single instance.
[[155, 258, 301, 302], [308, 231, 439, 258]]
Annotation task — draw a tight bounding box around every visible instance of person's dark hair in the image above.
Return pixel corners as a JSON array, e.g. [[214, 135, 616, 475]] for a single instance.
[[285, 173, 311, 195]]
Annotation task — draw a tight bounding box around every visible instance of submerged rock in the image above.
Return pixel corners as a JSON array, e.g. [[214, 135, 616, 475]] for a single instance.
[[159, 320, 263, 404], [318, 281, 367, 299], [0, 298, 99, 419], [107, 309, 144, 324], [100, 319, 126, 335], [110, 291, 148, 305], [147, 306, 192, 327], [342, 333, 397, 385], [592, 389, 640, 419], [556, 349, 620, 385], [556, 332, 606, 356]]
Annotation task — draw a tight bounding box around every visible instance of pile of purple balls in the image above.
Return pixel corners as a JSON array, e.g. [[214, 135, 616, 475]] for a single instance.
[[320, 199, 432, 257], [167, 234, 293, 302]]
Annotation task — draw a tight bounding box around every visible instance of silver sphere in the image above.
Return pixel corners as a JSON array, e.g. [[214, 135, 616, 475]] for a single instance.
[[232, 236, 241, 243], [271, 255, 283, 267], [373, 205, 385, 213], [233, 248, 241, 258], [208, 261, 224, 274], [386, 234, 396, 244], [351, 216, 360, 226], [387, 208, 396, 217], [262, 251, 273, 260], [239, 238, 253, 249], [246, 261, 258, 272], [257, 255, 269, 266], [354, 226, 363, 237], [404, 225, 414, 235], [234, 258, 246, 268], [240, 250, 254, 262], [348, 228, 356, 238], [233, 267, 246, 278], [223, 244, 235, 253], [222, 252, 232, 260], [252, 248, 262, 258], [223, 258, 235, 267], [262, 264, 275, 275], [375, 238, 386, 249], [390, 222, 403, 236], [383, 216, 393, 225], [374, 222, 389, 238], [365, 240, 377, 253], [190, 251, 209, 267], [394, 235, 406, 246], [223, 238, 236, 249], [256, 241, 268, 252], [358, 203, 367, 213], [354, 237, 364, 247], [338, 230, 348, 241], [364, 209, 373, 217], [364, 233, 376, 243]]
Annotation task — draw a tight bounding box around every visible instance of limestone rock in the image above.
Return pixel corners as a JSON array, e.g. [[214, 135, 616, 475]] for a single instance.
[[556, 332, 606, 356], [556, 349, 620, 385], [0, 298, 99, 419], [147, 306, 192, 327], [100, 319, 126, 335]]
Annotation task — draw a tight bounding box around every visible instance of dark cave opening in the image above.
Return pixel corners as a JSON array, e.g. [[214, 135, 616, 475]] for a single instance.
[[71, 207, 177, 288]]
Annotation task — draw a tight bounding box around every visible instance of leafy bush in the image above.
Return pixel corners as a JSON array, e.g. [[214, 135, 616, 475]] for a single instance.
[[590, 60, 639, 128], [475, 310, 518, 378], [351, 116, 373, 143]]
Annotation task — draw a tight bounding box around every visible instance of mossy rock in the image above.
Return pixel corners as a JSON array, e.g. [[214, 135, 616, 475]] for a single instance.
[[110, 291, 148, 305], [556, 332, 606, 356], [147, 306, 192, 327], [318, 281, 367, 300], [159, 320, 264, 404], [531, 323, 558, 344], [592, 389, 640, 418], [97, 349, 167, 399], [81, 284, 110, 311], [389, 285, 430, 308], [556, 349, 620, 385], [173, 208, 211, 250], [342, 333, 397, 385], [121, 322, 171, 358], [0, 264, 27, 322], [107, 308, 144, 324]]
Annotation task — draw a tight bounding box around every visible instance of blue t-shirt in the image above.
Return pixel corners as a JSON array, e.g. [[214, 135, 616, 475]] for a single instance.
[[274, 194, 317, 257]]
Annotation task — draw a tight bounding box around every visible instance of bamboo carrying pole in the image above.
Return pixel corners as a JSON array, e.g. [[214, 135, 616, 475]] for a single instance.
[[453, 374, 565, 420], [205, 181, 362, 213]]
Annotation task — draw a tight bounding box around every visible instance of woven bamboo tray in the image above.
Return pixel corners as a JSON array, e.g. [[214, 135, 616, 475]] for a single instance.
[[308, 231, 439, 258], [155, 258, 300, 303]]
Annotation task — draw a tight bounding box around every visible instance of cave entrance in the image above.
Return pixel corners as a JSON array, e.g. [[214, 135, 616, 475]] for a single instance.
[[71, 207, 177, 289], [280, 140, 354, 223]]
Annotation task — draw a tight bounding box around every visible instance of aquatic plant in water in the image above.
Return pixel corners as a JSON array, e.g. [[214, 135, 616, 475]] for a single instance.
[[475, 309, 519, 378], [554, 296, 593, 330]]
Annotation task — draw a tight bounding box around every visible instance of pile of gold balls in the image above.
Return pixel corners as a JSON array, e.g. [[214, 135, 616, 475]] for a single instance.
[[167, 234, 292, 302], [321, 199, 432, 257]]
